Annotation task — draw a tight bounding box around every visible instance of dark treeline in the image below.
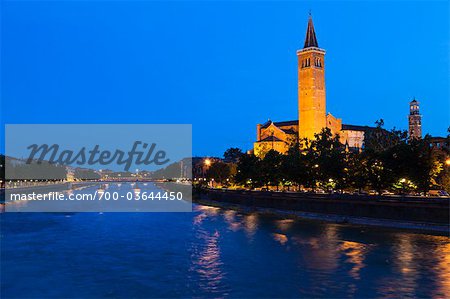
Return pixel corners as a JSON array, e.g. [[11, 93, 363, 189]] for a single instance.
[[204, 123, 450, 195]]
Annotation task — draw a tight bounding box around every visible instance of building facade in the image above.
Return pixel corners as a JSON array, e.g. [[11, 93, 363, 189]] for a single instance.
[[254, 15, 368, 156]]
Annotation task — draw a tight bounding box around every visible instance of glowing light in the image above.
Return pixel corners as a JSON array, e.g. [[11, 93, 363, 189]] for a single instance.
[[204, 159, 212, 166], [445, 158, 450, 166]]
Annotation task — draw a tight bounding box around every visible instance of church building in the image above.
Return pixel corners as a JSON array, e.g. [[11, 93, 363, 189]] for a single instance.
[[254, 15, 372, 156]]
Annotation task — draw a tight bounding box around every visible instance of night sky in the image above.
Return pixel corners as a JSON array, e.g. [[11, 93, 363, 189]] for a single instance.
[[2, 1, 449, 156]]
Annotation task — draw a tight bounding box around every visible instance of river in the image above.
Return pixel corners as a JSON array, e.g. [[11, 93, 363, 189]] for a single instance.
[[1, 183, 449, 298]]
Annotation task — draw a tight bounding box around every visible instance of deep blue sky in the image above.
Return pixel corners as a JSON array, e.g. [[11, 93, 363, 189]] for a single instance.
[[2, 1, 449, 156]]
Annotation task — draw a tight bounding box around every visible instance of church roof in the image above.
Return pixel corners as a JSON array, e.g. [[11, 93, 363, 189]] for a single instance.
[[261, 120, 272, 128], [281, 128, 297, 134], [304, 15, 319, 48], [274, 120, 298, 127], [257, 135, 284, 143], [261, 120, 298, 129], [410, 98, 419, 104], [341, 124, 376, 132]]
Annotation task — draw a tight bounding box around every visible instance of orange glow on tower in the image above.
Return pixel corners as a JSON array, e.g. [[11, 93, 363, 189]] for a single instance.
[[297, 15, 327, 140]]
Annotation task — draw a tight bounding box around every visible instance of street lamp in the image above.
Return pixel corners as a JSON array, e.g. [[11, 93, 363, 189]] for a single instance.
[[445, 158, 450, 166], [202, 158, 212, 182]]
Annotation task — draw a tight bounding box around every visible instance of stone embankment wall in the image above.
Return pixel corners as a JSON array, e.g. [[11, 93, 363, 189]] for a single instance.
[[203, 189, 449, 224]]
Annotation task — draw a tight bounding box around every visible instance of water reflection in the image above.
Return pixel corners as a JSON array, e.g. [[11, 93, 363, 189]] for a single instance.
[[223, 210, 240, 232], [338, 241, 371, 280], [132, 183, 141, 197], [188, 206, 450, 298], [272, 233, 288, 245], [189, 207, 229, 296], [243, 214, 259, 239], [193, 205, 220, 226], [190, 230, 226, 293], [1, 187, 449, 298], [433, 242, 450, 297], [275, 219, 294, 231], [298, 225, 340, 272], [373, 233, 450, 298]]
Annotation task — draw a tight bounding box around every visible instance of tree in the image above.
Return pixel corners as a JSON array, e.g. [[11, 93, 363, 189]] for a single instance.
[[365, 156, 394, 194], [235, 153, 262, 188], [346, 152, 369, 193], [223, 148, 244, 163], [364, 119, 408, 153], [363, 121, 409, 194], [260, 149, 283, 189], [281, 141, 308, 189], [309, 128, 346, 191], [206, 161, 231, 185], [408, 135, 442, 193], [434, 128, 450, 192], [222, 148, 243, 185]]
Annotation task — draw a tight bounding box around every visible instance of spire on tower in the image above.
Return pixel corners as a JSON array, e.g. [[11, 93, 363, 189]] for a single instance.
[[304, 15, 319, 48]]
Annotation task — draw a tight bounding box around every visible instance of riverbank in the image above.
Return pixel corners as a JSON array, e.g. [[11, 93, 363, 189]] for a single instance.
[[196, 189, 450, 234]]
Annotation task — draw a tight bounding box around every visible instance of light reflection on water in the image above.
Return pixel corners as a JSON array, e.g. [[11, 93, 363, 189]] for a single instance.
[[189, 229, 229, 296], [1, 183, 449, 298], [189, 202, 449, 298]]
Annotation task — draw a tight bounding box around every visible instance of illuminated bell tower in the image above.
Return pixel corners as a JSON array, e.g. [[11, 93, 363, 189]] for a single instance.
[[408, 98, 422, 140], [297, 14, 326, 140]]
